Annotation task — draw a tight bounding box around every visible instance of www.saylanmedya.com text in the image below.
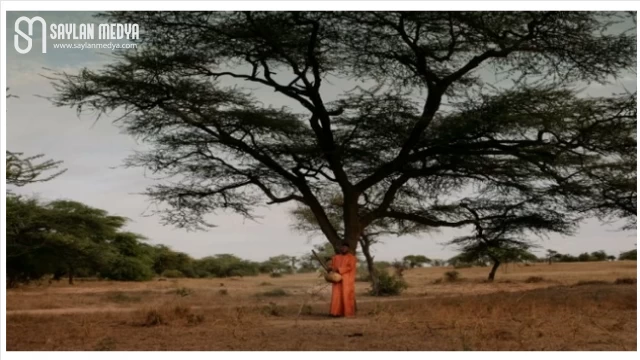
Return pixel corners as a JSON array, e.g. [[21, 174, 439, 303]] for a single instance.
[[51, 42, 138, 51]]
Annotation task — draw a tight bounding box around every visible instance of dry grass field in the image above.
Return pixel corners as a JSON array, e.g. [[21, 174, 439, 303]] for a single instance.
[[6, 261, 637, 351]]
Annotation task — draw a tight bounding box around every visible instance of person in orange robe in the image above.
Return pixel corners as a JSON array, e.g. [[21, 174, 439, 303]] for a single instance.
[[329, 244, 357, 317]]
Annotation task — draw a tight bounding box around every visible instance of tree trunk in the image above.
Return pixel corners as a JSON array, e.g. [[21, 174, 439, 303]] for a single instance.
[[68, 266, 74, 285], [359, 235, 379, 295], [488, 260, 500, 281], [343, 194, 362, 252], [53, 271, 63, 281]]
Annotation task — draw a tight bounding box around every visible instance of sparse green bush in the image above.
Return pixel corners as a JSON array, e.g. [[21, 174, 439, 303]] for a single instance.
[[356, 271, 371, 282], [369, 271, 408, 296], [103, 257, 155, 282], [444, 270, 460, 282], [162, 269, 185, 278]]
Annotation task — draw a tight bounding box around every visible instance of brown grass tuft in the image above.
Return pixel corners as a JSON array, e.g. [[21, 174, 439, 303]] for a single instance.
[[444, 270, 460, 282], [614, 277, 637, 285], [575, 280, 609, 286]]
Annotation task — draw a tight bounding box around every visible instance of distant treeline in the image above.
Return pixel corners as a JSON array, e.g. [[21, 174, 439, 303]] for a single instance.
[[6, 195, 328, 287], [6, 194, 636, 288], [545, 249, 636, 264]]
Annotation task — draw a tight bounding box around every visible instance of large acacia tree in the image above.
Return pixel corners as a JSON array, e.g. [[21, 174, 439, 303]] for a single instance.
[[52, 12, 636, 256]]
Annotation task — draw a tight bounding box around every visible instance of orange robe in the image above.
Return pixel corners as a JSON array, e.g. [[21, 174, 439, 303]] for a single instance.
[[329, 253, 357, 317]]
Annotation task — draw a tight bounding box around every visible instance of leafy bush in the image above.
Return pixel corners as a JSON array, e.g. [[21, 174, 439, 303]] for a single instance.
[[444, 270, 460, 282], [162, 269, 185, 278], [103, 257, 154, 281], [618, 249, 637, 261], [356, 270, 372, 282], [369, 271, 408, 296]]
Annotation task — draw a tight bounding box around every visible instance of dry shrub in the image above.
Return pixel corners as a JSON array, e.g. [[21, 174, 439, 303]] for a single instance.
[[370, 271, 408, 296], [142, 309, 166, 327], [300, 304, 313, 315], [173, 305, 190, 318], [219, 289, 229, 295], [444, 271, 460, 282], [259, 288, 288, 297], [575, 280, 608, 286], [259, 282, 273, 286], [136, 304, 198, 327], [614, 277, 636, 285], [525, 276, 544, 283], [262, 302, 284, 317], [94, 337, 117, 351], [104, 291, 142, 303], [174, 287, 192, 297], [187, 313, 205, 325]]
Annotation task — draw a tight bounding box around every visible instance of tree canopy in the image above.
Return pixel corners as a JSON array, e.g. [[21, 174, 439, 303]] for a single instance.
[[51, 11, 636, 253]]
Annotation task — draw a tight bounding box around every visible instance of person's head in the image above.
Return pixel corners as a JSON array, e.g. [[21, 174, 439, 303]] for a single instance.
[[339, 244, 350, 254]]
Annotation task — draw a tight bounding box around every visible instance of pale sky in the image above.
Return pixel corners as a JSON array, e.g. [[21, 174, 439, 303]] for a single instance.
[[5, 11, 637, 262]]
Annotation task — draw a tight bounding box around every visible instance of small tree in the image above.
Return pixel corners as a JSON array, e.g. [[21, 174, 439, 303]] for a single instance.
[[431, 259, 446, 267], [590, 250, 608, 262], [448, 200, 573, 281], [260, 255, 295, 275], [546, 249, 560, 265], [402, 255, 431, 268], [618, 249, 637, 261]]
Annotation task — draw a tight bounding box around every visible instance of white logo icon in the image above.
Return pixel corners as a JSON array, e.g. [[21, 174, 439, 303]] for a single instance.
[[14, 16, 47, 54]]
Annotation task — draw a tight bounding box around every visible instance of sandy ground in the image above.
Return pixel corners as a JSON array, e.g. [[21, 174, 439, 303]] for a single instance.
[[5, 261, 637, 350]]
